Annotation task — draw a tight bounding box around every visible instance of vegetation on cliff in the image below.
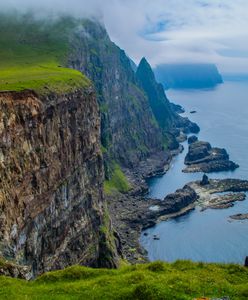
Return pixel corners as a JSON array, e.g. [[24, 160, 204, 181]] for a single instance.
[[0, 13, 90, 94], [1, 261, 248, 299], [104, 163, 131, 194]]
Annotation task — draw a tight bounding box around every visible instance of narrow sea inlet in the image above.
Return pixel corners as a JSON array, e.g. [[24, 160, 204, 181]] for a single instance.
[[141, 81, 248, 264]]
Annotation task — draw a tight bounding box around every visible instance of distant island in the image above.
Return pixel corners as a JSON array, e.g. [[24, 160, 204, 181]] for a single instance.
[[154, 63, 223, 89]]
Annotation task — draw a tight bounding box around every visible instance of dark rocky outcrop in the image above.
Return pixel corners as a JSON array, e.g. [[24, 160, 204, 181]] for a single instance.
[[170, 103, 185, 114], [183, 141, 239, 173], [200, 174, 209, 186], [245, 257, 248, 267], [188, 135, 198, 144], [161, 186, 198, 214], [230, 213, 248, 220], [0, 89, 118, 277], [188, 178, 248, 211], [175, 116, 200, 135]]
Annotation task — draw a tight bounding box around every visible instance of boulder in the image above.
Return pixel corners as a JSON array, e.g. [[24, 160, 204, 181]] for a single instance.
[[184, 140, 239, 173], [200, 174, 209, 186], [188, 135, 198, 144]]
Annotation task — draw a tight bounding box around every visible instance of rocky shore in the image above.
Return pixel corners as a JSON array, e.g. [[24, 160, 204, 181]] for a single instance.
[[188, 178, 248, 210], [107, 185, 197, 263], [183, 140, 239, 173], [108, 176, 248, 263], [108, 105, 247, 264]]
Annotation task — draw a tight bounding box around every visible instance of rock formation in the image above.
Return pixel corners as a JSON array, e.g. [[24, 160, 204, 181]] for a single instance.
[[188, 135, 198, 144], [188, 178, 248, 211], [200, 174, 209, 186], [0, 89, 118, 277], [68, 22, 199, 174], [183, 141, 239, 173]]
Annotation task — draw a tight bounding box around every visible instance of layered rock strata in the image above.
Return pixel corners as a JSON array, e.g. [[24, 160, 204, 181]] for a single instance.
[[0, 89, 117, 277]]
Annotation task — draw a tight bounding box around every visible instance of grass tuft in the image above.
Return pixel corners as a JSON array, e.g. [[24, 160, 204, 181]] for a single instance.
[[104, 163, 131, 194]]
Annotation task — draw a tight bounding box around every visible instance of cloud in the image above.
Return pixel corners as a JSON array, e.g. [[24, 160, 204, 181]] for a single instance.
[[102, 0, 248, 74], [1, 0, 248, 74]]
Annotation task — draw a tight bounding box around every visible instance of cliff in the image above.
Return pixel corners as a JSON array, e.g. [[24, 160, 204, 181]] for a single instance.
[[136, 58, 200, 150], [137, 58, 174, 129], [68, 20, 167, 172], [0, 13, 122, 277], [0, 88, 118, 277], [154, 63, 223, 89], [0, 13, 199, 275]]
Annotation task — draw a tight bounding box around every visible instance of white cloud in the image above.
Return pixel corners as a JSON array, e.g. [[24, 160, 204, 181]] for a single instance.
[[102, 0, 248, 74], [1, 0, 248, 74]]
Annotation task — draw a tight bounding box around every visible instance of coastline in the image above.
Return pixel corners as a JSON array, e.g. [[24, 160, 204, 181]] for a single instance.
[[108, 132, 248, 264], [107, 141, 193, 263]]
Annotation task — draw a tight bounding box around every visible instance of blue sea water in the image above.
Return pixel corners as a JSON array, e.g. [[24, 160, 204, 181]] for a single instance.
[[140, 81, 248, 264]]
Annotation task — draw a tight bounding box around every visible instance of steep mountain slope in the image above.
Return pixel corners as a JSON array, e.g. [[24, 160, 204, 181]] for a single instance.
[[0, 14, 118, 277], [68, 20, 167, 171], [137, 58, 174, 131]]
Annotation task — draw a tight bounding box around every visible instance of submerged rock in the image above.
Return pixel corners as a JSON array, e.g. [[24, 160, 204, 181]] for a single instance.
[[230, 213, 248, 220], [183, 140, 239, 173]]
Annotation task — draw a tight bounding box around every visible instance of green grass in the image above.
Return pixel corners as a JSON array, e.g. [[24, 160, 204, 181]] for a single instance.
[[1, 261, 248, 299], [104, 163, 131, 194], [0, 12, 90, 94]]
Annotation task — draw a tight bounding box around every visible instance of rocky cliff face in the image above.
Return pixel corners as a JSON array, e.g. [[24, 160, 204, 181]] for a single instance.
[[136, 58, 174, 131], [68, 20, 165, 171], [0, 88, 117, 277]]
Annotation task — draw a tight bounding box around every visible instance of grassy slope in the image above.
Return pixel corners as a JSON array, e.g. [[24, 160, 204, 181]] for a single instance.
[[0, 13, 90, 94], [0, 261, 248, 299], [104, 163, 131, 194]]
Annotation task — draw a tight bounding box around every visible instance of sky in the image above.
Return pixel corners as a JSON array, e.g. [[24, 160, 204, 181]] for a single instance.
[[2, 0, 248, 74]]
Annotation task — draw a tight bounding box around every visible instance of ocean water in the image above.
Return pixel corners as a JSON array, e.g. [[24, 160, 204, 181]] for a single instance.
[[140, 81, 248, 264]]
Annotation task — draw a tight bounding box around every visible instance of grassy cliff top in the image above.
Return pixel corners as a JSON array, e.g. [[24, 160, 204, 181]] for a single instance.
[[1, 261, 248, 299], [0, 13, 90, 95]]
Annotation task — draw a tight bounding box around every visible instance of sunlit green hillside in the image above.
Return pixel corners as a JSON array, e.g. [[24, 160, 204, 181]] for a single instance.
[[0, 13, 90, 94], [1, 261, 248, 299]]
